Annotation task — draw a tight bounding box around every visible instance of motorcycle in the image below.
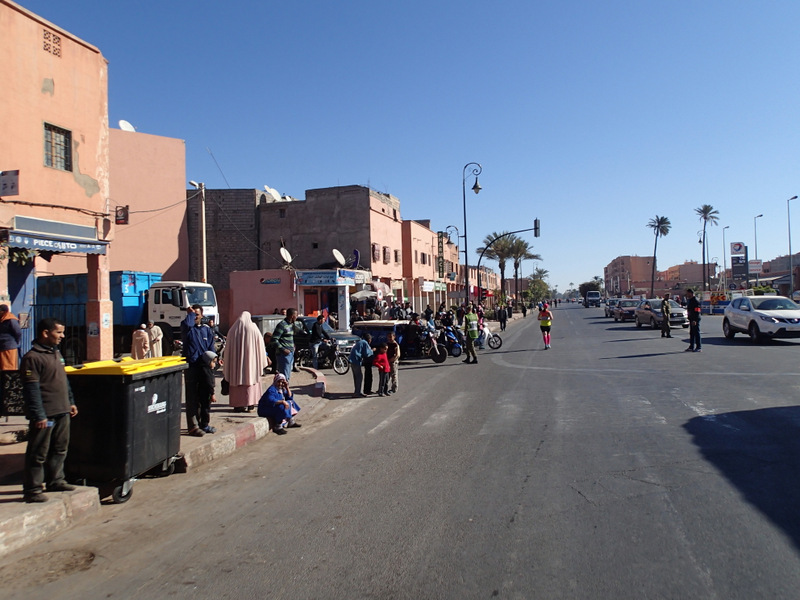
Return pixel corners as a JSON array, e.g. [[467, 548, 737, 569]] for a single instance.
[[437, 325, 463, 357], [478, 322, 502, 350], [299, 338, 350, 375]]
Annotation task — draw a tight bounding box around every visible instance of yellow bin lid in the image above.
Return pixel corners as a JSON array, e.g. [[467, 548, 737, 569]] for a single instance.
[[66, 355, 187, 376]]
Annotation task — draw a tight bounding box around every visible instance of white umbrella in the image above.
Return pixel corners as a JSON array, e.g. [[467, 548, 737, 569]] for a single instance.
[[351, 289, 377, 301]]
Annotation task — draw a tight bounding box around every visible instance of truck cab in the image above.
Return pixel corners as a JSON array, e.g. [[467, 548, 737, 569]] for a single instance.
[[584, 290, 602, 308], [148, 281, 219, 351]]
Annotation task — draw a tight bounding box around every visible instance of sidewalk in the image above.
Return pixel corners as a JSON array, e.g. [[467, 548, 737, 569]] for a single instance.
[[0, 365, 350, 560]]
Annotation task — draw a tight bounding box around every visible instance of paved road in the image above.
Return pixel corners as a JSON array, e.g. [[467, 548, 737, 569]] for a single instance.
[[5, 305, 800, 599]]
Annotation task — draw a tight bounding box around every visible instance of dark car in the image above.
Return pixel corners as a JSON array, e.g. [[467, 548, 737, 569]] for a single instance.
[[612, 299, 639, 322], [294, 316, 360, 354], [604, 298, 621, 318], [634, 299, 689, 329]]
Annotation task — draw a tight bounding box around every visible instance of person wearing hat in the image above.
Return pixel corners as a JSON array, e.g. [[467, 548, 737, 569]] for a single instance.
[[197, 350, 219, 434], [130, 323, 149, 360]]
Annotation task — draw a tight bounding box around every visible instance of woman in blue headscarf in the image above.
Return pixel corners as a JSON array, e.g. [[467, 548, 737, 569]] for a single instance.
[[257, 373, 301, 435]]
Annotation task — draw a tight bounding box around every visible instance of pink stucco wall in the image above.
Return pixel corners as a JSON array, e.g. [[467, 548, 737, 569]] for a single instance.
[[228, 269, 298, 326]]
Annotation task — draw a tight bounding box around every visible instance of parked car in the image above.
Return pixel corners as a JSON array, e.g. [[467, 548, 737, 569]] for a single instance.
[[634, 299, 689, 329], [604, 298, 621, 317], [612, 299, 640, 322], [294, 316, 360, 354], [722, 295, 800, 342]]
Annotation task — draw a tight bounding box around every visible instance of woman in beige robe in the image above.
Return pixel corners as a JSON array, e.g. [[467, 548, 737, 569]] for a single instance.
[[223, 311, 268, 412]]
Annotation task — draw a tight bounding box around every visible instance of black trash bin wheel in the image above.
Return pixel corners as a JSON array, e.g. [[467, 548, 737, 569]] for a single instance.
[[112, 481, 133, 504]]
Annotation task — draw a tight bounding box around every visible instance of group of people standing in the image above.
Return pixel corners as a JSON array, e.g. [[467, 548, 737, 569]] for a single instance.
[[130, 321, 164, 359], [349, 331, 400, 397]]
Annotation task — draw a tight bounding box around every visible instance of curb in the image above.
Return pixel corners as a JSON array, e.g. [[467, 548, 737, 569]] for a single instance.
[[178, 418, 271, 471], [0, 487, 101, 559]]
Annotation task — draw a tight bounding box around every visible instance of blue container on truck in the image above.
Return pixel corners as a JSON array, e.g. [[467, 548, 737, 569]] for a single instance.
[[35, 271, 162, 363]]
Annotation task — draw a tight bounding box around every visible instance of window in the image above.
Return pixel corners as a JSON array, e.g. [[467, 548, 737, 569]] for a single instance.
[[372, 243, 380, 262], [394, 250, 401, 263], [44, 123, 72, 171], [312, 242, 319, 249], [279, 209, 286, 218], [383, 246, 390, 264]]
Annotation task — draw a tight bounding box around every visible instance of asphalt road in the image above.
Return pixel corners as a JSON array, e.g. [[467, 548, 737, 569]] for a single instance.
[[5, 304, 800, 599]]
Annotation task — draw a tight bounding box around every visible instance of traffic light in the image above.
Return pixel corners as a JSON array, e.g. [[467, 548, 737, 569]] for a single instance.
[[534, 218, 540, 238]]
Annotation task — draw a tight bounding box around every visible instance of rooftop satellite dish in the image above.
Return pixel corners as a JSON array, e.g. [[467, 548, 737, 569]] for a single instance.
[[332, 249, 346, 266], [118, 120, 136, 132], [280, 247, 293, 264], [264, 186, 282, 202]]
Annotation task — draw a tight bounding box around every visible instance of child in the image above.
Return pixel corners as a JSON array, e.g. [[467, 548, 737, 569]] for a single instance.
[[372, 343, 391, 397], [199, 350, 218, 433], [538, 303, 553, 349], [385, 331, 401, 394]]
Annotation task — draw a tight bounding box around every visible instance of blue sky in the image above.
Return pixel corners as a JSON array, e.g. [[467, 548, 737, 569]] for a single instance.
[[21, 0, 800, 293]]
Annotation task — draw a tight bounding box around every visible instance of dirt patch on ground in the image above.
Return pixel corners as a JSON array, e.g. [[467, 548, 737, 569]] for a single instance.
[[0, 549, 95, 589]]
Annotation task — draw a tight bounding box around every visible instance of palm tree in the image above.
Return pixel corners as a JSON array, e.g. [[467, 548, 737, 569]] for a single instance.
[[534, 267, 549, 280], [509, 237, 541, 303], [695, 204, 720, 290], [647, 216, 671, 297], [476, 231, 516, 302]]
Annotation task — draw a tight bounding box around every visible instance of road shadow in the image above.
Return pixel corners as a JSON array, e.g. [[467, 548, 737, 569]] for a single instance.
[[684, 406, 800, 552]]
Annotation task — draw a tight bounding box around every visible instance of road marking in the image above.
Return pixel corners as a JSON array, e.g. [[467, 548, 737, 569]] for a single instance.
[[422, 392, 467, 428], [491, 354, 799, 378], [367, 394, 425, 435], [478, 395, 526, 435]]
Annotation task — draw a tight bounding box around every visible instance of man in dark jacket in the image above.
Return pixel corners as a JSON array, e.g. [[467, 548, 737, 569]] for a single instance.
[[21, 317, 78, 503], [309, 314, 332, 369], [182, 305, 215, 436], [685, 289, 702, 352]]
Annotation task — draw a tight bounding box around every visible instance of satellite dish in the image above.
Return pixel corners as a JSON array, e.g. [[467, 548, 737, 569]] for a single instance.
[[118, 120, 136, 132], [280, 247, 293, 264], [264, 186, 282, 202], [332, 249, 346, 266]]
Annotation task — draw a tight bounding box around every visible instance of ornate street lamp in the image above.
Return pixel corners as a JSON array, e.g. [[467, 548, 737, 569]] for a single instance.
[[462, 163, 482, 305]]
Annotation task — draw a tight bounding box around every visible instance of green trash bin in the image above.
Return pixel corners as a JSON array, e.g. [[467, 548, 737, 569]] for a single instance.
[[64, 356, 187, 503]]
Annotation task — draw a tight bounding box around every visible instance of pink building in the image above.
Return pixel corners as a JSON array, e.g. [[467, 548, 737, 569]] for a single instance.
[[0, 1, 113, 359]]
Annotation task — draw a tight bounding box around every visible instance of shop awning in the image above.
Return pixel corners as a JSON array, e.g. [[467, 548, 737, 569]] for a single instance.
[[2, 216, 107, 255]]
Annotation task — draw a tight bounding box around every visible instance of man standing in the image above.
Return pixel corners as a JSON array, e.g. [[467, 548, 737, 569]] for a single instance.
[[309, 313, 331, 370], [182, 305, 215, 436], [661, 293, 673, 338], [463, 305, 479, 364], [146, 321, 163, 357], [685, 289, 702, 352], [21, 318, 78, 503], [349, 333, 373, 397], [131, 324, 149, 359], [496, 303, 508, 332], [272, 308, 297, 381]]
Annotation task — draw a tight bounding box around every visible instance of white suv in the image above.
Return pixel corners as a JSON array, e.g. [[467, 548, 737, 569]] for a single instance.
[[723, 295, 800, 342]]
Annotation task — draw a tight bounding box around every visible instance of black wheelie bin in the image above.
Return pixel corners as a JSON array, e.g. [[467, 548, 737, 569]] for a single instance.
[[64, 356, 187, 503]]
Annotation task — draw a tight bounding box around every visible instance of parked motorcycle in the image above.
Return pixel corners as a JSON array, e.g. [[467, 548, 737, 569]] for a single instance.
[[298, 338, 350, 374], [437, 325, 463, 357]]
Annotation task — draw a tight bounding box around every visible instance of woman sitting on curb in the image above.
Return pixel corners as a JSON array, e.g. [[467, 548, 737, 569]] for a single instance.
[[257, 373, 301, 435]]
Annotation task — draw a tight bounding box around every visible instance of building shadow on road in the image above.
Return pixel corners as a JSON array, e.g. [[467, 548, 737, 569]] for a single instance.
[[684, 406, 800, 552]]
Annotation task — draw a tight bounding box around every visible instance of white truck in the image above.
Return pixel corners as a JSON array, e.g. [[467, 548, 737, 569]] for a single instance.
[[148, 281, 219, 352]]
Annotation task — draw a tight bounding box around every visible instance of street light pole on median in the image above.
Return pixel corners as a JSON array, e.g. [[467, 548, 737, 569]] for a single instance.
[[754, 214, 763, 286], [788, 196, 798, 294]]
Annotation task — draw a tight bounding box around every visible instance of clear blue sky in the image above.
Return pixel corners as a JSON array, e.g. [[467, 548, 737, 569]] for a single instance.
[[21, 0, 800, 293]]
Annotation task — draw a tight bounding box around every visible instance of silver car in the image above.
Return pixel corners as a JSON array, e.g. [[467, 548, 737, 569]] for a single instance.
[[723, 295, 800, 342], [634, 299, 689, 329]]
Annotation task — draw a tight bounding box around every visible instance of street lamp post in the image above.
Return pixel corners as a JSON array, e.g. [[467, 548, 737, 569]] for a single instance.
[[787, 196, 798, 294], [462, 163, 482, 306], [722, 225, 730, 290], [754, 214, 763, 286], [189, 180, 208, 283]]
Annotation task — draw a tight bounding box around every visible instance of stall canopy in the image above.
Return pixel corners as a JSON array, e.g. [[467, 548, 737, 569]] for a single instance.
[[2, 216, 107, 255]]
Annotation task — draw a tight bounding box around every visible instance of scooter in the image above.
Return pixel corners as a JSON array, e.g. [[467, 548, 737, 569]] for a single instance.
[[437, 325, 463, 357]]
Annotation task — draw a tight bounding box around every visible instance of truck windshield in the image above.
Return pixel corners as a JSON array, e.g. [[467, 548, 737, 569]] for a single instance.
[[185, 286, 216, 307]]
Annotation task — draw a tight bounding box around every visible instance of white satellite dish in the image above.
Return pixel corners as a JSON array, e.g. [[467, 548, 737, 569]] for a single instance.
[[118, 119, 136, 132], [280, 247, 293, 264], [332, 249, 346, 266], [264, 186, 282, 202]]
